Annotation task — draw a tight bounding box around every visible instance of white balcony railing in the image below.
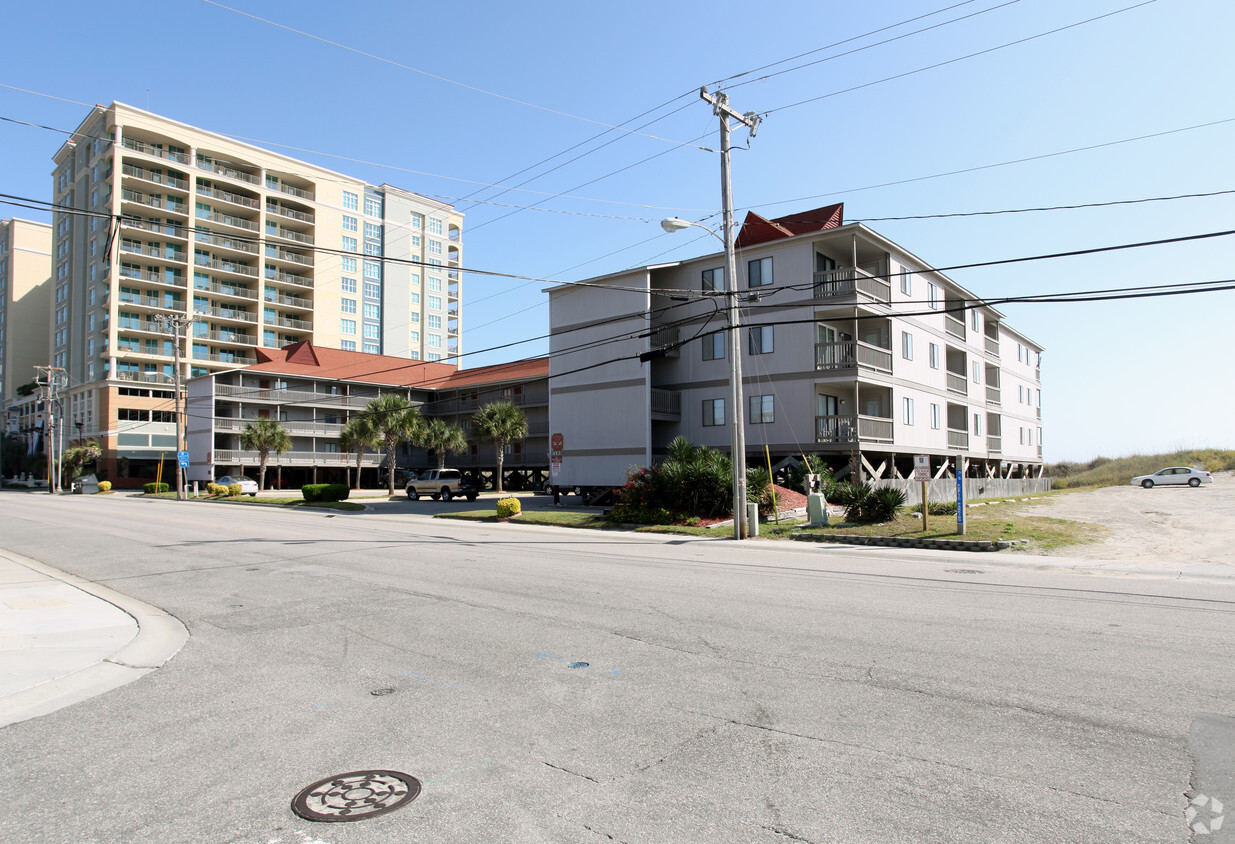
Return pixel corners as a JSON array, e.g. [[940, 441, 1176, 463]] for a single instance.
[[812, 267, 890, 302], [814, 341, 893, 374]]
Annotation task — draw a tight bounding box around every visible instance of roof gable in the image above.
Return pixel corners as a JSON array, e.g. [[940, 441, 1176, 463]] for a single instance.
[[735, 203, 844, 249]]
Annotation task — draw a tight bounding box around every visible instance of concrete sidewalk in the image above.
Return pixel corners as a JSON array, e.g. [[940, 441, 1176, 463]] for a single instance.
[[0, 550, 188, 728]]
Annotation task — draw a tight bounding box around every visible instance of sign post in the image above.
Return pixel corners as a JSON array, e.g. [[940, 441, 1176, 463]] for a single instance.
[[955, 454, 966, 536], [913, 455, 931, 531], [550, 433, 563, 484]]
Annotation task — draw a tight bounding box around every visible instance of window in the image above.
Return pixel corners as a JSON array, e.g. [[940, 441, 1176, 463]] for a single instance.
[[748, 325, 773, 354], [900, 269, 912, 295], [1017, 343, 1024, 362], [748, 257, 772, 288], [341, 339, 356, 351], [428, 240, 442, 255], [929, 343, 939, 369], [903, 397, 915, 425], [427, 276, 442, 292], [410, 292, 420, 305], [410, 350, 420, 360], [928, 283, 939, 309], [343, 191, 358, 210], [410, 313, 419, 324], [427, 314, 442, 329], [427, 295, 442, 310], [974, 414, 983, 437], [749, 394, 774, 424], [930, 403, 941, 430], [363, 303, 379, 320], [1020, 427, 1026, 445], [341, 236, 357, 252], [364, 242, 381, 256], [363, 261, 381, 279], [1018, 385, 1025, 403], [1035, 389, 1041, 407], [971, 309, 980, 331], [364, 196, 382, 217], [411, 213, 423, 228], [1037, 427, 1042, 445], [702, 267, 723, 292], [411, 234, 421, 247], [410, 330, 420, 342], [427, 352, 442, 362], [341, 277, 356, 293], [901, 331, 913, 360], [426, 333, 441, 348], [428, 217, 443, 235], [342, 216, 357, 232], [972, 361, 981, 383], [341, 319, 356, 335], [363, 281, 380, 299], [341, 298, 356, 314], [363, 343, 380, 354], [703, 331, 725, 360], [702, 398, 725, 427], [363, 323, 379, 339], [364, 222, 381, 240], [341, 256, 357, 273]]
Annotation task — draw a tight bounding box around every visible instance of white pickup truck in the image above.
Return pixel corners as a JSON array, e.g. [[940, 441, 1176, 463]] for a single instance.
[[405, 468, 478, 502]]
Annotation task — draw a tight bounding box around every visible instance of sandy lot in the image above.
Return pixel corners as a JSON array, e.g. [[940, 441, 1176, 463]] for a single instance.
[[1008, 470, 1235, 567]]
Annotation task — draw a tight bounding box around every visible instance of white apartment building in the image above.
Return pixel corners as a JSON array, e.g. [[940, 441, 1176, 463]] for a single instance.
[[50, 103, 462, 486], [548, 204, 1045, 489]]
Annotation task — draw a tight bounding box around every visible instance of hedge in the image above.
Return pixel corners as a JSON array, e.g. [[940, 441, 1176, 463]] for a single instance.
[[143, 482, 170, 494], [301, 483, 350, 502]]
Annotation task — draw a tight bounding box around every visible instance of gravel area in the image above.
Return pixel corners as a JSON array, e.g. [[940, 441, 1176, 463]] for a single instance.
[[1008, 470, 1235, 566]]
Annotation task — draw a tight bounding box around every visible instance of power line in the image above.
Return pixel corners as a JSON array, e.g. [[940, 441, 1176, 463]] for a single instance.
[[200, 0, 703, 150], [760, 1, 1157, 117]]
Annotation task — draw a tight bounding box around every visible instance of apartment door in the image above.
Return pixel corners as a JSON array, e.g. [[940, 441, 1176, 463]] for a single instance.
[[815, 252, 837, 272], [816, 394, 841, 441]]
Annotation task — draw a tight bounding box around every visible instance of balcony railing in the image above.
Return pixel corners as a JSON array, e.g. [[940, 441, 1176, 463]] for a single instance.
[[113, 370, 176, 384], [195, 256, 258, 278], [195, 232, 259, 255], [214, 418, 343, 436], [814, 341, 893, 374], [650, 388, 681, 419], [266, 202, 315, 224], [986, 386, 1001, 405], [946, 372, 968, 395], [197, 184, 259, 209], [120, 243, 186, 262], [649, 326, 680, 357], [198, 210, 258, 232], [121, 217, 188, 239], [122, 137, 189, 163], [212, 449, 380, 467], [121, 188, 187, 215], [193, 281, 257, 301], [198, 330, 256, 345], [196, 157, 259, 185], [812, 267, 890, 302], [947, 428, 969, 449], [945, 313, 965, 340], [264, 292, 312, 309], [119, 294, 183, 310], [193, 305, 257, 323], [267, 315, 312, 330], [267, 226, 314, 245], [276, 182, 315, 201], [122, 163, 188, 190], [191, 351, 256, 365], [815, 414, 893, 444], [987, 436, 1002, 454], [985, 335, 999, 356], [265, 247, 313, 267], [215, 383, 374, 409]]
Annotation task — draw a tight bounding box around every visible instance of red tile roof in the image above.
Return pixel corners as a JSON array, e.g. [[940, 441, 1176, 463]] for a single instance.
[[734, 203, 844, 249], [243, 341, 546, 392]]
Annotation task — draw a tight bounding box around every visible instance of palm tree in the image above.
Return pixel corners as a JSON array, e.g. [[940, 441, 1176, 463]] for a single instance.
[[239, 419, 292, 491], [339, 416, 380, 490], [422, 418, 468, 470], [363, 393, 424, 494], [472, 400, 527, 494]]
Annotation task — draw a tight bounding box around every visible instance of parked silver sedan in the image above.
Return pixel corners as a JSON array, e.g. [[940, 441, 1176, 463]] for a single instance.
[[215, 475, 259, 496], [1130, 467, 1213, 488]]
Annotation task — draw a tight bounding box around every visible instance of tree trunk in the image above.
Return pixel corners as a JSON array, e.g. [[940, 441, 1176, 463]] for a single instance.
[[258, 454, 268, 491], [386, 443, 396, 494], [495, 445, 505, 494]]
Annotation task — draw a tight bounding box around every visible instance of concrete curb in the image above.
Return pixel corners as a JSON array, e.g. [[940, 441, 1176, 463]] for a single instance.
[[790, 533, 1014, 552], [0, 550, 189, 728]]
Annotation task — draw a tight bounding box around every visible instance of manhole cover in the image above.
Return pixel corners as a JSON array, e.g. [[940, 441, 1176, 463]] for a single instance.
[[946, 569, 984, 575], [291, 770, 421, 822]]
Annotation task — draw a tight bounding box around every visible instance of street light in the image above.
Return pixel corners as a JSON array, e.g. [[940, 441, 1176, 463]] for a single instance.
[[660, 216, 748, 541]]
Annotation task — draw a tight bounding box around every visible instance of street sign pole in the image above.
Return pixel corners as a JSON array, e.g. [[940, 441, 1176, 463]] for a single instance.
[[955, 454, 966, 536]]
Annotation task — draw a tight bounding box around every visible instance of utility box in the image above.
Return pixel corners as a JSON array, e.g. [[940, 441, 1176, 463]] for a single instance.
[[807, 493, 829, 526], [746, 502, 760, 537]]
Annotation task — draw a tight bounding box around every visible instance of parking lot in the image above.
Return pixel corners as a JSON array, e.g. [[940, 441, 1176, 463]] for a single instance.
[[1008, 470, 1235, 567]]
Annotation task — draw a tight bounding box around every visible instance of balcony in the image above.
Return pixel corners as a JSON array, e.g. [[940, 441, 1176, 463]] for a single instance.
[[121, 217, 188, 240], [815, 414, 894, 444], [264, 246, 313, 267], [197, 330, 256, 346], [198, 209, 258, 232], [267, 315, 312, 331], [649, 326, 680, 358], [194, 256, 259, 278], [215, 418, 342, 436], [945, 313, 965, 340], [215, 383, 373, 409], [121, 188, 188, 216], [113, 369, 175, 385], [193, 281, 257, 301], [946, 371, 968, 396], [196, 184, 259, 209], [196, 156, 259, 185], [191, 351, 256, 365], [265, 269, 313, 288], [213, 449, 381, 467], [120, 242, 186, 263], [264, 292, 312, 309], [195, 232, 259, 256], [116, 317, 164, 334], [987, 436, 1002, 454], [193, 305, 257, 323], [266, 225, 314, 245], [985, 335, 999, 356], [813, 267, 890, 303], [276, 182, 315, 201], [266, 202, 315, 224], [119, 293, 183, 310], [650, 388, 681, 420], [121, 137, 189, 164], [814, 341, 893, 374], [947, 428, 969, 450], [121, 163, 188, 190], [985, 386, 1001, 406]]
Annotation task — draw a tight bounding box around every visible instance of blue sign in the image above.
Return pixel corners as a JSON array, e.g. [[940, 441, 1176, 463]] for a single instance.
[[956, 471, 965, 529], [177, 450, 190, 468]]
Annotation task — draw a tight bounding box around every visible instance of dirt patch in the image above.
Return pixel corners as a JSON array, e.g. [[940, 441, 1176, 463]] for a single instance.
[[1005, 470, 1235, 566]]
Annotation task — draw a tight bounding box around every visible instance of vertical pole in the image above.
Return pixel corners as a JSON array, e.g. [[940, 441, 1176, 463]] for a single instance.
[[172, 318, 184, 500], [921, 480, 929, 532], [718, 97, 747, 540], [955, 453, 966, 536]]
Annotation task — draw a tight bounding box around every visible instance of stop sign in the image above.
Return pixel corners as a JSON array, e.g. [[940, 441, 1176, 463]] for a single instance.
[[551, 433, 564, 451]]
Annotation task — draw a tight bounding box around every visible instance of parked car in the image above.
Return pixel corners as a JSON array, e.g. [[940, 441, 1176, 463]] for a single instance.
[[406, 468, 478, 502], [215, 475, 259, 496], [1130, 467, 1213, 488]]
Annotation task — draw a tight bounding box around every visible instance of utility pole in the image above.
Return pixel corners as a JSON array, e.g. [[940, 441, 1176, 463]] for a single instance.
[[701, 86, 760, 541], [154, 314, 195, 500], [34, 366, 68, 493]]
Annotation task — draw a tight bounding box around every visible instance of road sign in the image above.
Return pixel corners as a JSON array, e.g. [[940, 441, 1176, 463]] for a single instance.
[[177, 450, 190, 468], [550, 454, 562, 478], [551, 432, 564, 451], [913, 455, 931, 482], [956, 461, 966, 535]]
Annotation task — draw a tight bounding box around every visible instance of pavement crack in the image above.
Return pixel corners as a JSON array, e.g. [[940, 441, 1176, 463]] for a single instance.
[[579, 822, 630, 842], [542, 761, 600, 784], [762, 824, 817, 843]]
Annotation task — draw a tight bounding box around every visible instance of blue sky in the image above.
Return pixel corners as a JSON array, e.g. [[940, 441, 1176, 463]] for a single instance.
[[2, 0, 1232, 462]]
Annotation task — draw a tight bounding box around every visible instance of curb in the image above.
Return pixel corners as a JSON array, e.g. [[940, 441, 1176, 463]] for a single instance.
[[0, 550, 189, 728], [790, 533, 1016, 552]]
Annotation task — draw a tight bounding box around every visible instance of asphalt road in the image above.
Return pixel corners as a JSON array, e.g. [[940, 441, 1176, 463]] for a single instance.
[[1, 492, 1233, 843]]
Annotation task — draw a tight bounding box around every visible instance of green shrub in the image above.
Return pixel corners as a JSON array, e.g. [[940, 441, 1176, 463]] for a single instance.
[[496, 497, 521, 518], [927, 500, 958, 516], [301, 483, 349, 502], [142, 482, 169, 494], [844, 485, 907, 523], [831, 481, 871, 507], [301, 484, 325, 501], [97, 481, 111, 492], [206, 482, 226, 496], [227, 483, 242, 497]]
